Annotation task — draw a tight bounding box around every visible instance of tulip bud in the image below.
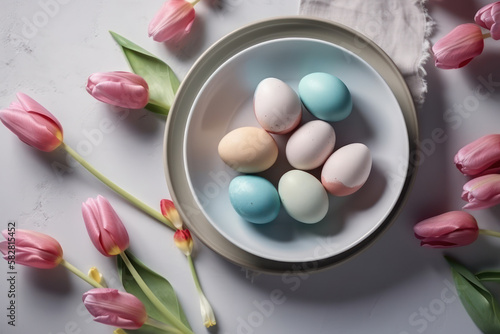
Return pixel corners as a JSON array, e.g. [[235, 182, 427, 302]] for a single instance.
[[82, 195, 130, 256], [88, 267, 106, 287], [82, 288, 147, 330], [432, 23, 485, 69], [174, 229, 193, 256], [462, 174, 500, 210], [0, 93, 63, 152], [414, 211, 479, 248], [86, 71, 149, 109], [454, 134, 500, 176], [160, 199, 183, 230], [475, 1, 500, 40], [0, 229, 63, 269], [199, 292, 216, 328], [148, 0, 199, 43]]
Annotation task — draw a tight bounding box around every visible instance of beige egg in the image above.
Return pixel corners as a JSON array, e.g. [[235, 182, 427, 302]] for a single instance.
[[218, 127, 278, 173]]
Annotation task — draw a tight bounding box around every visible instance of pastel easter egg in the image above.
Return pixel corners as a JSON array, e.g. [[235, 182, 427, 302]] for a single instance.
[[278, 170, 329, 224], [286, 120, 336, 170], [218, 127, 278, 173], [254, 78, 302, 134], [321, 143, 372, 196], [298, 72, 352, 122], [229, 175, 280, 224]]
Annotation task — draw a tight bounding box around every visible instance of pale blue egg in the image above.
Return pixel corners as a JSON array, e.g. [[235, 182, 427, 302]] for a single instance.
[[298, 72, 352, 122], [278, 170, 329, 224], [229, 175, 280, 224]]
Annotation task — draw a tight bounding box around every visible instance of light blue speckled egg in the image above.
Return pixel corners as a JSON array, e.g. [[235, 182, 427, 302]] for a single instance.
[[228, 175, 280, 224], [298, 72, 352, 122]]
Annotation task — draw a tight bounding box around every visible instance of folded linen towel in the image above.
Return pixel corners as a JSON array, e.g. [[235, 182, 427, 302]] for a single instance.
[[299, 0, 433, 104]]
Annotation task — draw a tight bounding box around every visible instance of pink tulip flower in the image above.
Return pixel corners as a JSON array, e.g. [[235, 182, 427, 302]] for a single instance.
[[82, 195, 129, 256], [82, 288, 147, 330], [414, 211, 479, 248], [475, 1, 500, 40], [86, 71, 149, 109], [454, 134, 500, 176], [432, 23, 485, 69], [0, 92, 63, 152], [462, 174, 500, 210], [0, 229, 63, 269], [148, 0, 199, 43]]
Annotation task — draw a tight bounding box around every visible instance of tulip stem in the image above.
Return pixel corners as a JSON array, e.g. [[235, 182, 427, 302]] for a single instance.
[[187, 255, 202, 293], [60, 259, 103, 288], [119, 252, 193, 334], [145, 318, 184, 334], [483, 32, 491, 39], [61, 142, 175, 230], [187, 254, 216, 327], [479, 229, 500, 238]]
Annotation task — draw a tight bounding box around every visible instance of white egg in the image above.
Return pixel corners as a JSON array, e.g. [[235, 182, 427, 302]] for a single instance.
[[254, 78, 302, 134], [286, 120, 336, 170], [321, 143, 372, 196], [278, 170, 329, 224]]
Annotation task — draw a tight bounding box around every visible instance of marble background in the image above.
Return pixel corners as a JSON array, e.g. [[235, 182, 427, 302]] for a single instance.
[[1, 0, 500, 333]]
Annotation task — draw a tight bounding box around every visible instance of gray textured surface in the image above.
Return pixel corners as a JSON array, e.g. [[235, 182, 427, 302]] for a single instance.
[[1, 1, 499, 333]]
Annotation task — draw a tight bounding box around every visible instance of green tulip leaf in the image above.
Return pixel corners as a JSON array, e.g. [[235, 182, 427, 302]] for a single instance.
[[121, 323, 183, 334], [124, 324, 171, 334], [446, 256, 500, 334], [117, 251, 191, 331], [477, 270, 500, 282], [110, 31, 180, 115]]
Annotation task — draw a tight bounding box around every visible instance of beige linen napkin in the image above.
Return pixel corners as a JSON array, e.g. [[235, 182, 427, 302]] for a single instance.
[[299, 0, 433, 104]]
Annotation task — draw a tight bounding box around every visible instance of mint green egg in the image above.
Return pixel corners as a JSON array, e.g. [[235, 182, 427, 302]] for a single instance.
[[298, 72, 352, 122], [229, 175, 280, 224]]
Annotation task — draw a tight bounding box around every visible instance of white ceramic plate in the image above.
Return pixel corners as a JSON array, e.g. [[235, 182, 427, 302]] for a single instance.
[[164, 17, 418, 273], [184, 37, 409, 263]]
